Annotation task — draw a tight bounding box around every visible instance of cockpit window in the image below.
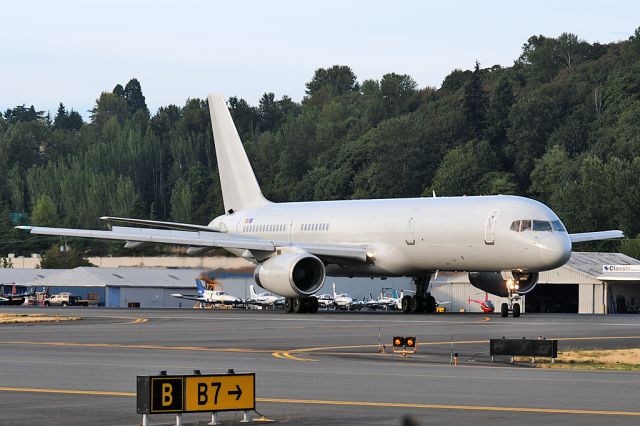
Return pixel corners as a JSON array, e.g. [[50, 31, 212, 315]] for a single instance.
[[533, 220, 552, 231], [512, 218, 565, 232]]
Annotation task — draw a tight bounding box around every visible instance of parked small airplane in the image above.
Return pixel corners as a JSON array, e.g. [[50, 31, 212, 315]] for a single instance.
[[245, 285, 283, 307], [0, 285, 34, 306], [365, 288, 403, 310], [314, 293, 334, 308], [332, 282, 353, 309], [468, 292, 495, 313], [171, 279, 243, 307]]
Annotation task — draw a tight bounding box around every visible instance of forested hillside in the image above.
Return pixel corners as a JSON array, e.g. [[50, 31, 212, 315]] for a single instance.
[[2, 29, 640, 257]]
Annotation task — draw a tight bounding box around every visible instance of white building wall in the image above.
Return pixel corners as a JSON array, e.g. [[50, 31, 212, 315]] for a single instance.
[[118, 287, 189, 308], [431, 282, 521, 313], [581, 283, 605, 314]]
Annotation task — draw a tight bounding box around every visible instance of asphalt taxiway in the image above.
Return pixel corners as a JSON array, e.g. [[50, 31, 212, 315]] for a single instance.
[[1, 307, 640, 425]]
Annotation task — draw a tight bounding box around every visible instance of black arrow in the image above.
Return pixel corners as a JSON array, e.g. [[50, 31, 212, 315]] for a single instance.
[[228, 384, 242, 400]]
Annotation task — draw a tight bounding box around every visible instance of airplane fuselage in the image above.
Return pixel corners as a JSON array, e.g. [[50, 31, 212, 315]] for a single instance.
[[210, 195, 572, 277]]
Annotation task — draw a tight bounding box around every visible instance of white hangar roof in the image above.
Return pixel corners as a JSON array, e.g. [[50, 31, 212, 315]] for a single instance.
[[21, 267, 205, 288], [0, 269, 59, 286]]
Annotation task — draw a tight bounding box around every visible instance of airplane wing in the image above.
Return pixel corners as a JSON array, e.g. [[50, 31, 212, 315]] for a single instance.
[[569, 230, 625, 243], [16, 225, 369, 263], [245, 299, 274, 306], [170, 293, 203, 301]]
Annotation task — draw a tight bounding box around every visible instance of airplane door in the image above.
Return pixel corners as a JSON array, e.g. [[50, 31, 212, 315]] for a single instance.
[[484, 209, 500, 245], [406, 216, 416, 245]]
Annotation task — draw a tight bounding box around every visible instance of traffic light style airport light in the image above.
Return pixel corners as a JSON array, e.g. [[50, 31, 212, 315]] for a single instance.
[[392, 336, 417, 354]]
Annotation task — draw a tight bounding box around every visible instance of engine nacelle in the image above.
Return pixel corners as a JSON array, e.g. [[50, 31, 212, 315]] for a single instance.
[[254, 252, 326, 298], [468, 271, 539, 297]]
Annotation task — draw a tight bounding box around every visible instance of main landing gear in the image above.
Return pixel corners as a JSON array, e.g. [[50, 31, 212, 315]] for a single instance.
[[284, 297, 319, 314], [400, 276, 437, 314], [500, 285, 521, 318]]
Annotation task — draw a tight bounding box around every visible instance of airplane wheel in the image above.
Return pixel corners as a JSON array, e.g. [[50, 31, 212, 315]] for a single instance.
[[513, 303, 521, 318], [401, 295, 412, 313], [284, 298, 294, 313], [293, 298, 305, 313], [500, 303, 508, 318], [424, 295, 436, 313], [308, 297, 319, 313], [410, 296, 423, 313]]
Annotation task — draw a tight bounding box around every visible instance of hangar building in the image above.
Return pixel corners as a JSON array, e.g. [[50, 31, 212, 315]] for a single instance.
[[18, 267, 253, 308], [428, 252, 640, 314]]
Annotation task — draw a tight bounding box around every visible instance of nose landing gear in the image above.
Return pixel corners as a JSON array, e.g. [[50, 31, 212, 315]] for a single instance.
[[500, 286, 521, 318]]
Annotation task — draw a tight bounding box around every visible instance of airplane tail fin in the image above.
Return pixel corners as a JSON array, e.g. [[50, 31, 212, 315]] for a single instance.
[[249, 285, 257, 299], [195, 279, 205, 295], [208, 94, 270, 214], [332, 282, 337, 299]]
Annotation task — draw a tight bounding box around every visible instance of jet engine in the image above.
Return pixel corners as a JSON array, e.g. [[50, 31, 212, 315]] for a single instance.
[[254, 252, 326, 298], [468, 271, 539, 298]]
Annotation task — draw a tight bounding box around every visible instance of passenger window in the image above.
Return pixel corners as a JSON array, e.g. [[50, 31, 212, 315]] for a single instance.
[[533, 220, 552, 231], [520, 220, 532, 231], [510, 220, 520, 231]]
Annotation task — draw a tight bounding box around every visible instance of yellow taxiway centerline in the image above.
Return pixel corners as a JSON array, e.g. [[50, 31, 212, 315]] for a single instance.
[[273, 335, 640, 361], [0, 341, 272, 353], [0, 386, 638, 416]]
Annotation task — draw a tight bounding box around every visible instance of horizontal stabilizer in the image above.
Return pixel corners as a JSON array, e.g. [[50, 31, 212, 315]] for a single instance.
[[569, 230, 625, 243]]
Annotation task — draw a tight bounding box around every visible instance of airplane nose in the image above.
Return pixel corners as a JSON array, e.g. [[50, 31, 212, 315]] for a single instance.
[[538, 234, 571, 268]]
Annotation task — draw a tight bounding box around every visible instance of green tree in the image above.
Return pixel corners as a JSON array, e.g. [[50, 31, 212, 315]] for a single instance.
[[485, 76, 514, 155], [462, 61, 487, 137], [305, 65, 359, 106], [428, 140, 500, 196], [379, 73, 419, 118], [123, 78, 149, 116], [620, 237, 640, 260], [53, 103, 83, 131], [170, 179, 192, 223], [91, 92, 128, 128], [31, 194, 58, 227], [39, 244, 93, 269]]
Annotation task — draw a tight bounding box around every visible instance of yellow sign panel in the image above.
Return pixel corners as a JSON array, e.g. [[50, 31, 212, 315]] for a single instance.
[[185, 374, 255, 412]]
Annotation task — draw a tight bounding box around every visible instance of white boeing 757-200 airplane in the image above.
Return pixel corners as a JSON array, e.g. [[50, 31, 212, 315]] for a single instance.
[[18, 94, 624, 317]]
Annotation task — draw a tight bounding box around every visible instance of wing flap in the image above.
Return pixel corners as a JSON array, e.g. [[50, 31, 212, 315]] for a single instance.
[[569, 230, 625, 243], [101, 216, 219, 232]]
